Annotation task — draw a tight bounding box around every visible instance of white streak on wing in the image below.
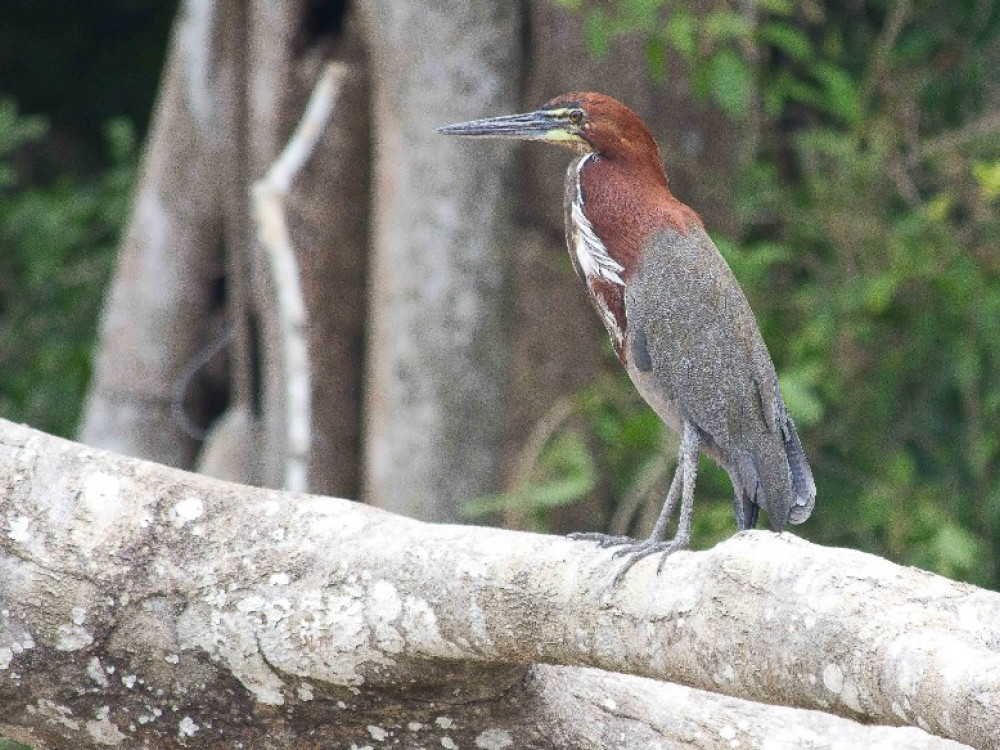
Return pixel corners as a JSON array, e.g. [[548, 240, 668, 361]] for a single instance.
[[571, 155, 624, 287]]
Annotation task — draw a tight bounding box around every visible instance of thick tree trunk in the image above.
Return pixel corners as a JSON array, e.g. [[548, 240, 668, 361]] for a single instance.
[[78, 2, 226, 468], [284, 60, 369, 498], [80, 0, 369, 497], [358, 1, 521, 520], [250, 58, 369, 494], [240, 2, 369, 496], [0, 419, 994, 749]]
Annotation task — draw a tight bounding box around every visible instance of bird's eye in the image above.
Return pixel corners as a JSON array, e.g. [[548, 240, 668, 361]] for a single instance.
[[569, 109, 585, 125]]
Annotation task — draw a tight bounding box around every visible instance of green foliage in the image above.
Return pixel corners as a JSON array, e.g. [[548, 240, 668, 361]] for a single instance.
[[741, 1, 1000, 586], [0, 99, 137, 437], [463, 429, 598, 531], [463, 381, 664, 532], [518, 0, 1000, 588]]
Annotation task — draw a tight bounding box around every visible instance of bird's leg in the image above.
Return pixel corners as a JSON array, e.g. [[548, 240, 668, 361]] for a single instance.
[[569, 425, 694, 552], [567, 466, 682, 549], [646, 462, 683, 542], [606, 423, 700, 583], [569, 465, 681, 541], [571, 424, 703, 584], [655, 428, 698, 573]]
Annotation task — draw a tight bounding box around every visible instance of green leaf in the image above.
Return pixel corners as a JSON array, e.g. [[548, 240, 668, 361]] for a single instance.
[[770, 69, 825, 111], [0, 98, 48, 155], [584, 9, 610, 58], [664, 9, 697, 61], [0, 163, 16, 189], [953, 341, 981, 392], [973, 160, 1000, 201], [619, 0, 665, 33], [892, 28, 937, 63], [925, 191, 954, 222], [709, 48, 753, 119], [778, 369, 825, 426], [759, 22, 814, 62], [813, 62, 862, 127], [761, 83, 785, 118], [863, 274, 897, 314], [645, 34, 668, 84], [460, 430, 597, 522], [719, 238, 792, 287], [930, 522, 984, 580], [460, 474, 595, 519], [758, 0, 795, 14], [703, 9, 754, 44], [103, 118, 137, 164]]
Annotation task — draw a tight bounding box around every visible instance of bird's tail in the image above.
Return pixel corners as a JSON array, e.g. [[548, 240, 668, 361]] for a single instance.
[[782, 416, 815, 524], [735, 415, 816, 530]]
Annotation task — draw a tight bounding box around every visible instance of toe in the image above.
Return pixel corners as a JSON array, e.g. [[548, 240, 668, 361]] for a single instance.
[[655, 544, 681, 573], [610, 542, 666, 560], [568, 532, 636, 549]]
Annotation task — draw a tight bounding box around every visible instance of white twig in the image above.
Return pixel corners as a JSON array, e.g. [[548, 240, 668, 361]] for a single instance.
[[252, 62, 345, 492]]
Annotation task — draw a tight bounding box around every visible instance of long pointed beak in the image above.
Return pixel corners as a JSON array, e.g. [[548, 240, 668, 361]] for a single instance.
[[436, 110, 573, 142]]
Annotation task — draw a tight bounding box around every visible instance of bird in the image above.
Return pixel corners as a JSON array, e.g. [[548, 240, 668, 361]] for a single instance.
[[438, 93, 815, 581]]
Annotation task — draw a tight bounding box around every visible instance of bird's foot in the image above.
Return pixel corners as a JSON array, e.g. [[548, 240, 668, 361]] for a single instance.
[[567, 531, 636, 549], [571, 532, 689, 584], [608, 539, 687, 585]]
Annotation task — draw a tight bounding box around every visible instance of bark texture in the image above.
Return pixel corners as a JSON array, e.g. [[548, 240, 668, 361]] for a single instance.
[[79, 0, 369, 498], [78, 0, 227, 468], [0, 419, 995, 749], [357, 1, 521, 521]]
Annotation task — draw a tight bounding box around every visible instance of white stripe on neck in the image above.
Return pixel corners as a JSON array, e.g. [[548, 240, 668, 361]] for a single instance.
[[571, 154, 625, 287]]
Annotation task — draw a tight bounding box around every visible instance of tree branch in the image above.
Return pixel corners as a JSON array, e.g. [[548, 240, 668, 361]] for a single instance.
[[251, 63, 348, 492], [0, 419, 995, 748]]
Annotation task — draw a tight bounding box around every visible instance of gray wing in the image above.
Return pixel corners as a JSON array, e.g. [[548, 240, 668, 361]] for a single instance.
[[625, 226, 815, 528]]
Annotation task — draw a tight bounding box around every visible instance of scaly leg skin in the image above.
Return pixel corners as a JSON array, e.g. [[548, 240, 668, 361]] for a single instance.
[[566, 532, 637, 547], [611, 423, 699, 583], [567, 469, 681, 548], [571, 423, 701, 585]]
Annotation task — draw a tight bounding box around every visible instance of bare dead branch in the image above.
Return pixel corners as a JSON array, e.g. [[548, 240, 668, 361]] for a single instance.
[[252, 63, 349, 491]]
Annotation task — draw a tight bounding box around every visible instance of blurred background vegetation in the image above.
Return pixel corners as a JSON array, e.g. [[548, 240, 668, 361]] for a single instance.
[[2, 0, 999, 590]]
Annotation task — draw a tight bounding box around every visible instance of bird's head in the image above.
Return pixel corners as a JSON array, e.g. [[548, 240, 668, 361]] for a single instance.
[[437, 92, 661, 164]]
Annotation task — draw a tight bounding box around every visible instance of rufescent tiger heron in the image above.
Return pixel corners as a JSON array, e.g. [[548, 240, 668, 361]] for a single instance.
[[438, 93, 815, 581]]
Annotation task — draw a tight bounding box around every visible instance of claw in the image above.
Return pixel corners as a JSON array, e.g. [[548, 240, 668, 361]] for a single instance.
[[573, 422, 701, 585], [655, 542, 685, 574], [569, 532, 636, 549], [572, 532, 688, 585], [609, 539, 684, 584]]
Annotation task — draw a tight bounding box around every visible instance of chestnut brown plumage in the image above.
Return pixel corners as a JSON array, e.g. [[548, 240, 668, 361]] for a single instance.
[[439, 93, 815, 581]]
